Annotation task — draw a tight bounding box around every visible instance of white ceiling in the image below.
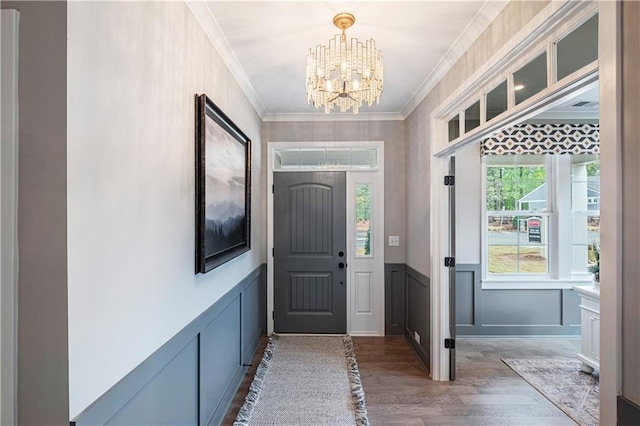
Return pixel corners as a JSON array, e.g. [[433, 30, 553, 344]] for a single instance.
[[189, 1, 509, 120], [533, 85, 599, 121]]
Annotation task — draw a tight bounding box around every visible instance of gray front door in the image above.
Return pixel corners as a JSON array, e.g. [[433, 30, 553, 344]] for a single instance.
[[274, 172, 347, 334]]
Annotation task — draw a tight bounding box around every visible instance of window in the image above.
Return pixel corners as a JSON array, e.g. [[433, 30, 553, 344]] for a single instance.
[[486, 155, 549, 274], [556, 14, 598, 81], [514, 53, 548, 105], [465, 101, 481, 133], [355, 184, 372, 256], [570, 155, 600, 273], [485, 154, 600, 279], [448, 114, 460, 142], [486, 81, 508, 122], [274, 147, 378, 169]]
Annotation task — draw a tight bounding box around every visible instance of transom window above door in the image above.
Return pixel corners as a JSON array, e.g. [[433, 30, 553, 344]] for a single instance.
[[445, 11, 599, 145], [274, 147, 378, 170]]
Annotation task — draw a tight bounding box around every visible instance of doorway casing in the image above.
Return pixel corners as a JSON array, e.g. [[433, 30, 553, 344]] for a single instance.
[[267, 141, 385, 336], [426, 2, 622, 424]]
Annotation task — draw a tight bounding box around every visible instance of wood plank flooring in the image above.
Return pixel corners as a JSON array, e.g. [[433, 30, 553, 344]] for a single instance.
[[223, 336, 582, 425], [222, 337, 269, 426], [355, 336, 580, 425]]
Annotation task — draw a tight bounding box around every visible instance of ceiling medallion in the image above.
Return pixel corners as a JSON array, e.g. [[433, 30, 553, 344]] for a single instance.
[[305, 12, 384, 114]]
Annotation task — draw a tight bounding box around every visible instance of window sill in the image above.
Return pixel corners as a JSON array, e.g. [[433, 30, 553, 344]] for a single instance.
[[481, 277, 593, 290]]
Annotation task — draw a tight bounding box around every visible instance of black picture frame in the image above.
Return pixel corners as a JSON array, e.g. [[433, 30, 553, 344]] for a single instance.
[[195, 94, 251, 273]]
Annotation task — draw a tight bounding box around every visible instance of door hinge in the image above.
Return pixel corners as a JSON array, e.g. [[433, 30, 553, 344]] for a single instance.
[[444, 175, 455, 186], [272, 247, 274, 257], [445, 338, 455, 349], [272, 184, 274, 194], [444, 257, 455, 267], [272, 311, 275, 320]]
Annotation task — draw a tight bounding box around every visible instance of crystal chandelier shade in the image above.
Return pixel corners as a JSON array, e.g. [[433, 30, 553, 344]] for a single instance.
[[306, 13, 383, 114]]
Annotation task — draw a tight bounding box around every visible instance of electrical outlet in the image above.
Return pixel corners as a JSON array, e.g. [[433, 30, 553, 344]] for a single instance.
[[414, 331, 420, 344], [388, 235, 400, 246]]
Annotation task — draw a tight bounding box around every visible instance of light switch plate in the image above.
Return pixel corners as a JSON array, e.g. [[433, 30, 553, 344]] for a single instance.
[[388, 235, 400, 246]]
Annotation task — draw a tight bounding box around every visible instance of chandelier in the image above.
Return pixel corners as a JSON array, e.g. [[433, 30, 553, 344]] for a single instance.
[[306, 12, 383, 114]]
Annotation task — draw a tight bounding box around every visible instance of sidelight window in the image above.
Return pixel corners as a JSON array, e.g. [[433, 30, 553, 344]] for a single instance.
[[355, 184, 373, 257]]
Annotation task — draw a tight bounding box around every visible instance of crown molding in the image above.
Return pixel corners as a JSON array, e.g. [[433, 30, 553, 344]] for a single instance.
[[185, 0, 267, 119], [263, 112, 404, 122], [400, 0, 509, 119]]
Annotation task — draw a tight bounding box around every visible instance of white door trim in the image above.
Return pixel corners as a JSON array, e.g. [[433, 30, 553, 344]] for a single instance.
[[267, 141, 385, 336], [597, 3, 623, 425], [1, 9, 20, 425], [430, 77, 600, 381]]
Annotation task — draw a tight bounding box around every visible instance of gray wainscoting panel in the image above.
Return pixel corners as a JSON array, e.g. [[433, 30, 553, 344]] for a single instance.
[[455, 264, 580, 336], [404, 265, 430, 372], [71, 264, 266, 426], [618, 395, 640, 426], [242, 271, 266, 365], [561, 288, 581, 325], [200, 297, 242, 426], [455, 268, 475, 326], [482, 290, 561, 325], [455, 265, 482, 335], [385, 264, 405, 335], [106, 338, 199, 426], [456, 264, 580, 336]]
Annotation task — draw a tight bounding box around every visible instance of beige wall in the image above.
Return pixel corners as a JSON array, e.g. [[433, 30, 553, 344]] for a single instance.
[[261, 120, 406, 263], [0, 1, 69, 424], [405, 1, 549, 276], [454, 143, 482, 264], [67, 1, 263, 419]]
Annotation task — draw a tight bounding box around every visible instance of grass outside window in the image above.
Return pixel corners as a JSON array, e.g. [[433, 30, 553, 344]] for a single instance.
[[488, 245, 548, 274]]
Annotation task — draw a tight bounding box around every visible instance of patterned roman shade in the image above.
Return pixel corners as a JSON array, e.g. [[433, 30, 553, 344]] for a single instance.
[[481, 124, 599, 155]]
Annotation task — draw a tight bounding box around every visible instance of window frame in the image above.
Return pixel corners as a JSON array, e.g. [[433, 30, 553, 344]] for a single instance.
[[435, 7, 599, 154], [483, 155, 554, 280]]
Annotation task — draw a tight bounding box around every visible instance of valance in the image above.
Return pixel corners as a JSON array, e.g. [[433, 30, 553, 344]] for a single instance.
[[481, 124, 599, 155]]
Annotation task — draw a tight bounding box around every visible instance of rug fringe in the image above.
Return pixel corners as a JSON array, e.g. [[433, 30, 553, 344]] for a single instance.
[[233, 334, 279, 426], [343, 335, 370, 426]]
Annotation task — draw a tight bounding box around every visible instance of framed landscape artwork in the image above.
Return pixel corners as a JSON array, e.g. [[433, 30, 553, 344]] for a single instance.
[[195, 94, 251, 273]]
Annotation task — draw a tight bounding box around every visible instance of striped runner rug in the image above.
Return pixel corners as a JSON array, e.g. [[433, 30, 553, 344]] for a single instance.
[[234, 335, 369, 426]]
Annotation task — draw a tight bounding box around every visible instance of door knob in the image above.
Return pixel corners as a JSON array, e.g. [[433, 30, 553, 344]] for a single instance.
[[339, 262, 346, 269]]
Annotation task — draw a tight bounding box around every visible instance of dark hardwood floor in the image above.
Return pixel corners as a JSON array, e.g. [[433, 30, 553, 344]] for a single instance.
[[223, 336, 581, 425]]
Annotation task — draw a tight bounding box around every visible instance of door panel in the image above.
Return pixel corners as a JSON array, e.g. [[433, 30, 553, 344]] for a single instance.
[[274, 172, 347, 333]]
